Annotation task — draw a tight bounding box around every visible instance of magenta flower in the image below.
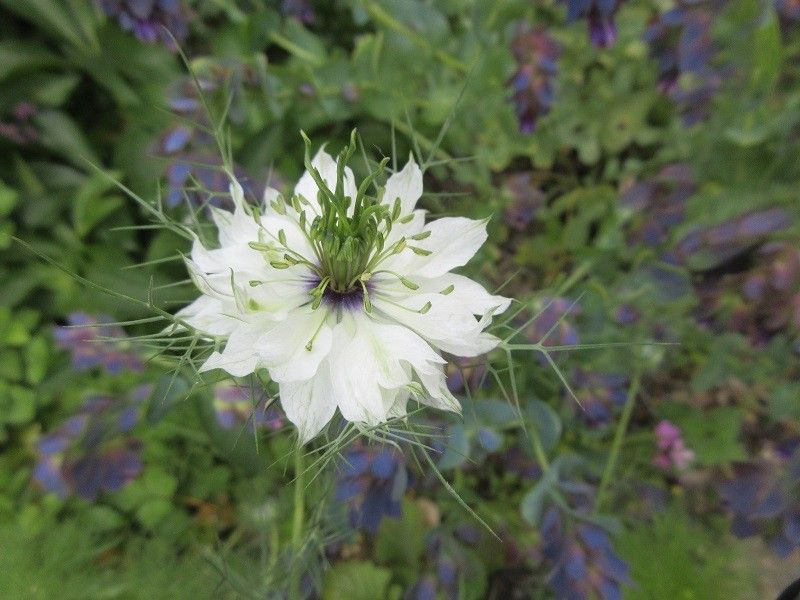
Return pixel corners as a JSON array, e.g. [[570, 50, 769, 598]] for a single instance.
[[653, 420, 694, 471]]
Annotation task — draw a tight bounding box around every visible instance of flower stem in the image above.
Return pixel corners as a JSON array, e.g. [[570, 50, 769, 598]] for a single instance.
[[595, 370, 641, 513], [289, 444, 306, 600]]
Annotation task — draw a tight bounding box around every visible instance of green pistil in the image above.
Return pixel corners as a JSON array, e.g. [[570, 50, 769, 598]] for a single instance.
[[249, 130, 438, 313]]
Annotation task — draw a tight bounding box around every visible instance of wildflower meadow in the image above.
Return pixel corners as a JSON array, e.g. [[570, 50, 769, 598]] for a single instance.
[[1, 1, 800, 598]]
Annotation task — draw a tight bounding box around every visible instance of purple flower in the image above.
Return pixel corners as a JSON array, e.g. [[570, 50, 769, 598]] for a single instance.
[[53, 313, 143, 374], [507, 29, 559, 134], [644, 1, 728, 125], [281, 0, 315, 25], [561, 0, 626, 48], [335, 444, 407, 534], [33, 391, 147, 500], [570, 371, 628, 428], [717, 452, 800, 557], [504, 173, 546, 231], [652, 420, 695, 470], [0, 102, 38, 145], [159, 69, 272, 209], [620, 163, 695, 247], [775, 0, 800, 22], [523, 296, 582, 348], [213, 382, 284, 431], [542, 508, 630, 600], [445, 356, 488, 394], [97, 0, 190, 48]]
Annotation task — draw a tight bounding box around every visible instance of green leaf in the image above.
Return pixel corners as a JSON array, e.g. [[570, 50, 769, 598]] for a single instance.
[[751, 11, 782, 92], [24, 337, 49, 385], [323, 561, 392, 600], [768, 383, 800, 422], [146, 374, 191, 424], [32, 110, 100, 169], [375, 499, 429, 572], [662, 405, 746, 467], [136, 499, 173, 530], [520, 467, 558, 526], [526, 400, 562, 452]]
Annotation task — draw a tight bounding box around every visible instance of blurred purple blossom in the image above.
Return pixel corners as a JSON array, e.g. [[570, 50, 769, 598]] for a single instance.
[[677, 208, 792, 269], [0, 102, 38, 145], [335, 444, 407, 534], [281, 0, 316, 25], [695, 240, 800, 345], [508, 29, 559, 134], [445, 356, 488, 394], [53, 313, 143, 374], [561, 0, 626, 48], [644, 1, 727, 125], [652, 419, 695, 471], [213, 383, 284, 431], [523, 296, 582, 348], [159, 68, 274, 209], [620, 163, 695, 246], [717, 451, 800, 558], [542, 508, 630, 600], [33, 391, 147, 500], [571, 371, 628, 428], [775, 0, 800, 21], [97, 0, 190, 48], [504, 172, 546, 231]]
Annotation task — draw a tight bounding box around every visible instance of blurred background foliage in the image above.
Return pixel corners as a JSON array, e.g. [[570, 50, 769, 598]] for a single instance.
[[1, 0, 799, 598]]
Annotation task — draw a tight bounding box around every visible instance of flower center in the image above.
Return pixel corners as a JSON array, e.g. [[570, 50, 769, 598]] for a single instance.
[[258, 130, 435, 314]]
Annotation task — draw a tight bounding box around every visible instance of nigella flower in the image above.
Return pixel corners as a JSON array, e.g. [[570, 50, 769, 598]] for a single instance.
[[335, 444, 407, 533], [53, 312, 143, 374], [176, 133, 510, 443], [507, 29, 559, 134], [33, 391, 146, 500], [561, 0, 626, 48]]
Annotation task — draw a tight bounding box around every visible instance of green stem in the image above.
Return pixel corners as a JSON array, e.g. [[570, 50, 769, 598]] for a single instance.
[[360, 0, 469, 73], [289, 444, 306, 600], [595, 370, 641, 513]]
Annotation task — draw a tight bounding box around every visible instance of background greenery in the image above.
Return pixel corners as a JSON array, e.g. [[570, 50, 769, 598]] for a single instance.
[[1, 0, 799, 598]]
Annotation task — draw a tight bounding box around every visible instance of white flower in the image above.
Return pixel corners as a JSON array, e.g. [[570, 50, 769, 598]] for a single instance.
[[177, 136, 510, 443]]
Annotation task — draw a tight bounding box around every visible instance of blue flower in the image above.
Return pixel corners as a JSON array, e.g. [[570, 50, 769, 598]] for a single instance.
[[97, 0, 190, 48], [507, 29, 559, 134], [53, 313, 143, 375], [561, 0, 625, 48], [33, 390, 147, 501], [335, 444, 407, 534]]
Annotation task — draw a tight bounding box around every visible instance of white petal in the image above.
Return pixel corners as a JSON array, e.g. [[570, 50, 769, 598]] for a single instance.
[[412, 273, 511, 316], [382, 157, 422, 215], [372, 292, 499, 357], [199, 324, 263, 377], [175, 295, 237, 336], [328, 318, 387, 425], [279, 364, 336, 443], [378, 217, 488, 279], [293, 148, 357, 217], [259, 308, 333, 383], [383, 209, 426, 248], [416, 369, 461, 413], [412, 217, 489, 278]]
